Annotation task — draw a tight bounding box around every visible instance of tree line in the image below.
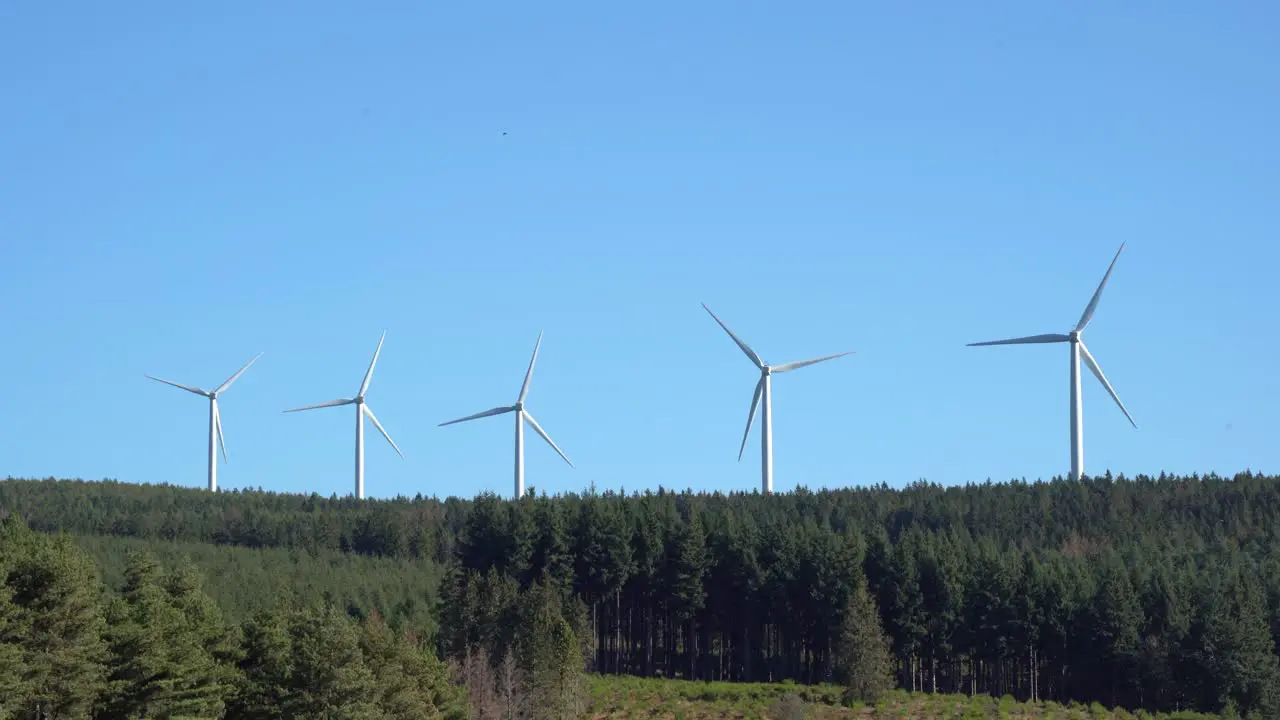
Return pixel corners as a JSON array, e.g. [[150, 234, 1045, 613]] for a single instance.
[[4, 471, 1280, 716]]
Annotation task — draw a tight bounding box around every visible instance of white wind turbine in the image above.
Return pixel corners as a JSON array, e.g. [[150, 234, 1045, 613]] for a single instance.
[[145, 352, 263, 493], [283, 332, 403, 499], [967, 243, 1137, 481], [702, 303, 855, 495], [438, 331, 573, 498]]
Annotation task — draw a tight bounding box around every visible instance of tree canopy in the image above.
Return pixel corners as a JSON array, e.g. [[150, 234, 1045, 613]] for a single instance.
[[5, 470, 1280, 716]]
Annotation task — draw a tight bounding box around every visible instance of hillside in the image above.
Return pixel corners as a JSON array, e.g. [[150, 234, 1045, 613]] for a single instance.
[[69, 533, 443, 635], [4, 471, 1280, 717]]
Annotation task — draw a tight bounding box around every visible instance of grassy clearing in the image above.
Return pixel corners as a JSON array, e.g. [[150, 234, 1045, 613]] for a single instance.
[[584, 675, 1223, 719]]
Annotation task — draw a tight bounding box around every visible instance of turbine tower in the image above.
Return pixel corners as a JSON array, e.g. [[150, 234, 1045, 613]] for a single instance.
[[283, 332, 403, 500], [438, 331, 573, 498], [701, 303, 854, 495], [145, 352, 263, 492], [967, 243, 1137, 481]]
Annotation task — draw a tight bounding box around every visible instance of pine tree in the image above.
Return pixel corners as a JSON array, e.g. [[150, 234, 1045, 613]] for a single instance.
[[281, 602, 380, 719], [99, 551, 239, 719], [227, 601, 295, 720], [1092, 551, 1143, 708], [0, 552, 30, 719], [515, 582, 585, 720], [165, 559, 243, 689], [1199, 570, 1280, 717], [669, 510, 708, 679], [4, 531, 109, 720], [836, 578, 894, 704], [358, 610, 468, 720]]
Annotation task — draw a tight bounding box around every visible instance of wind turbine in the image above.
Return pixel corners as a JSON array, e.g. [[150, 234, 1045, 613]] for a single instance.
[[145, 352, 263, 493], [967, 243, 1137, 481], [701, 303, 855, 495], [283, 332, 403, 500], [438, 331, 573, 498]]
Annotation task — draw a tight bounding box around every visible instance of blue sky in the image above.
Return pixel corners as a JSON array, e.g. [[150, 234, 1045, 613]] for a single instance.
[[1, 1, 1276, 500]]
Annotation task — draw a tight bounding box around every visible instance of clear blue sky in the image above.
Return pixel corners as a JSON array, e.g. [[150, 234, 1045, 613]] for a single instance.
[[1, 1, 1276, 500]]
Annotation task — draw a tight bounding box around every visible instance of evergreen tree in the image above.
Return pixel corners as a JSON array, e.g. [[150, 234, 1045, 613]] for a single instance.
[[836, 578, 894, 704], [101, 552, 237, 719], [4, 530, 108, 720], [227, 601, 295, 720], [358, 610, 468, 720], [281, 602, 380, 720], [669, 510, 708, 679], [1198, 571, 1280, 716], [1092, 551, 1144, 708], [0, 542, 30, 718], [515, 581, 585, 720]]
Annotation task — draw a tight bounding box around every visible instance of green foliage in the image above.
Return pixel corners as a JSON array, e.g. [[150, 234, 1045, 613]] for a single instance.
[[9, 471, 1280, 717], [0, 514, 467, 720], [278, 602, 380, 719], [837, 580, 895, 704], [516, 581, 586, 719], [99, 550, 239, 718], [70, 532, 443, 637], [358, 610, 468, 720], [0, 517, 109, 719]]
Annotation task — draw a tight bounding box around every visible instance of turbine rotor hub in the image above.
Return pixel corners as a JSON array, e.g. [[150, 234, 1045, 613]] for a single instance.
[[1068, 331, 1081, 342]]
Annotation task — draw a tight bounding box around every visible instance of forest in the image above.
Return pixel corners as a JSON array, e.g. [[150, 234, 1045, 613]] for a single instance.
[[3, 470, 1280, 717]]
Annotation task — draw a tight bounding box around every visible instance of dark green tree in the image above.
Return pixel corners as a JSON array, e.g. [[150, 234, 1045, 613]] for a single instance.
[[515, 581, 585, 720], [101, 551, 237, 719], [358, 610, 468, 720], [2, 524, 108, 720], [281, 602, 380, 720], [229, 608, 291, 719], [836, 577, 894, 704]]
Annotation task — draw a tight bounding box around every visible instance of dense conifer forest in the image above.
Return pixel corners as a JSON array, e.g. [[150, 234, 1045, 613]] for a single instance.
[[4, 471, 1280, 717]]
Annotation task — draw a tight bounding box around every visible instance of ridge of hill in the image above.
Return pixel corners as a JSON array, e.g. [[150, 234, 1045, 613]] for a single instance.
[[2, 470, 1276, 560]]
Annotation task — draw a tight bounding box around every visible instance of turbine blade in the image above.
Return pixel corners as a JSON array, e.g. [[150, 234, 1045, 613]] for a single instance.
[[283, 398, 355, 413], [522, 411, 574, 468], [518, 331, 543, 403], [438, 405, 516, 427], [214, 403, 228, 464], [738, 377, 764, 462], [358, 332, 386, 398], [966, 333, 1070, 347], [702, 303, 764, 369], [363, 405, 404, 459], [145, 375, 210, 398], [1075, 243, 1126, 333], [771, 351, 855, 374], [1079, 341, 1137, 429], [215, 352, 264, 394]]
